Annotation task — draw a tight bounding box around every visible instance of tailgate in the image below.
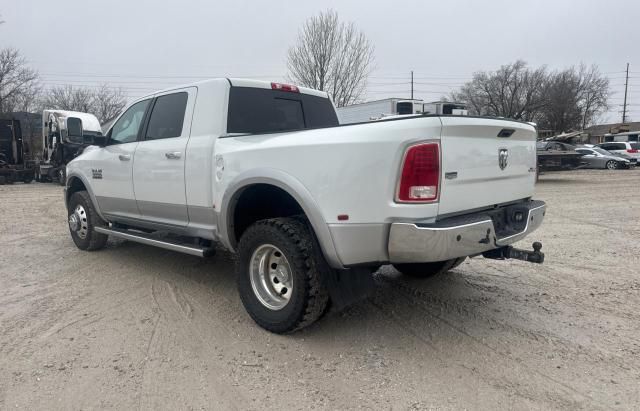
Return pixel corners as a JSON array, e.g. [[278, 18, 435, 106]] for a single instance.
[[438, 117, 537, 216]]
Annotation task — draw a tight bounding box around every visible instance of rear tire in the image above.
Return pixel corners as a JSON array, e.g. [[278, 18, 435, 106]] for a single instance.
[[393, 257, 466, 278], [236, 217, 329, 334], [68, 191, 108, 251]]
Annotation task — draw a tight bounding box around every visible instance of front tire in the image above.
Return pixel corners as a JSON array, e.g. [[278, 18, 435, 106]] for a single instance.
[[236, 217, 329, 334], [393, 257, 466, 278], [605, 160, 618, 170], [68, 191, 108, 251]]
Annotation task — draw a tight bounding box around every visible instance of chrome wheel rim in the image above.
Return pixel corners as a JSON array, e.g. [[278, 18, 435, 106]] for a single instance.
[[607, 161, 617, 169], [69, 204, 89, 239], [249, 244, 293, 310]]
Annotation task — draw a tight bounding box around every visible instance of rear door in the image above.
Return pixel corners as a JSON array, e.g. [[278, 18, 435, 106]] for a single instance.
[[438, 117, 537, 216], [133, 88, 196, 226]]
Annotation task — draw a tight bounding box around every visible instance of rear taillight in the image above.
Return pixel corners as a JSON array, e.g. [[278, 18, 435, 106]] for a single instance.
[[271, 82, 299, 93], [396, 142, 440, 203], [627, 149, 638, 153]]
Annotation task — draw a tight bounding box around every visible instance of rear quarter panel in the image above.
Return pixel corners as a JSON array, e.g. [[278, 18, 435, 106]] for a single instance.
[[214, 117, 444, 225]]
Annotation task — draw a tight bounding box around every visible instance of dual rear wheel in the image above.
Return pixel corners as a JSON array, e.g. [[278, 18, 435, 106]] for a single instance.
[[236, 218, 330, 334]]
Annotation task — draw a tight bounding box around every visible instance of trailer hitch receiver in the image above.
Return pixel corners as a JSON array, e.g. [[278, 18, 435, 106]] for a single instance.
[[482, 242, 544, 264]]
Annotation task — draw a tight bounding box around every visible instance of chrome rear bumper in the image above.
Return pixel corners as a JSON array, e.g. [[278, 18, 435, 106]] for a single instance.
[[388, 200, 546, 263]]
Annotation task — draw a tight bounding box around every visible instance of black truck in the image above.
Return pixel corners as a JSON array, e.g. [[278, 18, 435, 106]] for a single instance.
[[0, 118, 35, 184]]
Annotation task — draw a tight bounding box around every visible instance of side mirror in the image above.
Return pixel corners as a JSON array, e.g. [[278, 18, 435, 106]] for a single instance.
[[84, 135, 107, 147], [67, 117, 83, 139]]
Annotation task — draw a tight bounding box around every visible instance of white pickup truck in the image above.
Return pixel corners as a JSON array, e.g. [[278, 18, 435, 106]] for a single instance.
[[65, 78, 546, 333]]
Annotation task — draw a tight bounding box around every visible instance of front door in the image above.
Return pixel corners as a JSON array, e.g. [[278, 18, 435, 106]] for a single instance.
[[91, 99, 151, 219], [133, 88, 196, 227]]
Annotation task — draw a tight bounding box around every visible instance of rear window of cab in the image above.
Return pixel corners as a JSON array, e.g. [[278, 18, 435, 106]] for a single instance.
[[226, 87, 339, 134]]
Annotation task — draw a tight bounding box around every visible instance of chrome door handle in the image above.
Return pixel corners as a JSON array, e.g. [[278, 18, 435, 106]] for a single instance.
[[118, 154, 131, 161], [165, 152, 182, 159]]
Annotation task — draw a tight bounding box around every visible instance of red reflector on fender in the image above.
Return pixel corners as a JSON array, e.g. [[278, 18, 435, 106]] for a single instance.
[[271, 82, 299, 93], [396, 142, 440, 203]]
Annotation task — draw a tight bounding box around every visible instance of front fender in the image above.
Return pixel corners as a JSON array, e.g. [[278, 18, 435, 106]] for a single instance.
[[65, 171, 106, 221], [219, 168, 343, 269]]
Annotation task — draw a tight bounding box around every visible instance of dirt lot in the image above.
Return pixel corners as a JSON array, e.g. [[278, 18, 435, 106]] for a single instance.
[[0, 169, 639, 410]]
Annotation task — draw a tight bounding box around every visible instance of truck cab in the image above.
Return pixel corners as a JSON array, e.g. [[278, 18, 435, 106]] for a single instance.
[[39, 110, 102, 185]]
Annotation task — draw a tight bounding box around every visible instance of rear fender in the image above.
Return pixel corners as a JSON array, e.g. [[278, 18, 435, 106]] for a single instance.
[[219, 168, 343, 269]]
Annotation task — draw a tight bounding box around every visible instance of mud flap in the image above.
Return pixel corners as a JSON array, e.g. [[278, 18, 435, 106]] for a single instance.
[[324, 267, 375, 311]]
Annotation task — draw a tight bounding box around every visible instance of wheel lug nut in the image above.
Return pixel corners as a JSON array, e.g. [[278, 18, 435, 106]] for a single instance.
[[273, 277, 279, 284], [280, 287, 288, 295]]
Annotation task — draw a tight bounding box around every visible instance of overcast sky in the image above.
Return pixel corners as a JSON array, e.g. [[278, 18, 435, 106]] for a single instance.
[[1, 0, 639, 122]]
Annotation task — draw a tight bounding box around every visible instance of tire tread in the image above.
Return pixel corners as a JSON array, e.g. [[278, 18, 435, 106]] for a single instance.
[[237, 217, 329, 333]]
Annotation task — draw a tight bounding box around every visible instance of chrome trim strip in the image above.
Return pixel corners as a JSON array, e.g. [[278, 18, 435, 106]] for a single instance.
[[94, 227, 206, 257]]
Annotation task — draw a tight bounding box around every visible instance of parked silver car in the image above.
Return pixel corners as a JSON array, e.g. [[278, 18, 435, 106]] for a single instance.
[[596, 142, 640, 162], [575, 147, 632, 169]]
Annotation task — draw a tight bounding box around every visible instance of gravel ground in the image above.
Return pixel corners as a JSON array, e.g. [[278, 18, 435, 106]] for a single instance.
[[0, 169, 639, 410]]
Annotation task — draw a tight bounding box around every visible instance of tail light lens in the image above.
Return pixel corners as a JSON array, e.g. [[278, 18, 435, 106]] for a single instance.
[[627, 149, 638, 153], [396, 142, 440, 203]]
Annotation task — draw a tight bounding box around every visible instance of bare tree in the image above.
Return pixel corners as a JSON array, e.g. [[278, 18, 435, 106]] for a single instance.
[[41, 85, 93, 113], [576, 64, 609, 130], [91, 84, 127, 124], [452, 61, 610, 133], [287, 10, 374, 107], [452, 60, 548, 121], [0, 48, 40, 114], [535, 64, 609, 132], [41, 84, 126, 124]]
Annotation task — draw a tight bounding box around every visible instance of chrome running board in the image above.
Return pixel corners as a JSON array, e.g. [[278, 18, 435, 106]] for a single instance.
[[94, 226, 213, 257]]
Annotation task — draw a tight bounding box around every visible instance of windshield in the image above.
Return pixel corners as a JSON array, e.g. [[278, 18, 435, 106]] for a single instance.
[[593, 148, 611, 155]]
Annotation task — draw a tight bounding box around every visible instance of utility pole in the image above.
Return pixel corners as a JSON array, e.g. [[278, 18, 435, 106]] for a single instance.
[[410, 71, 414, 100], [622, 63, 629, 123]]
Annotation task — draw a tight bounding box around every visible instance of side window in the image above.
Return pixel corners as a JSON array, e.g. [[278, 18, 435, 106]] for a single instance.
[[145, 92, 188, 140], [110, 100, 150, 144], [613, 143, 625, 150]]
